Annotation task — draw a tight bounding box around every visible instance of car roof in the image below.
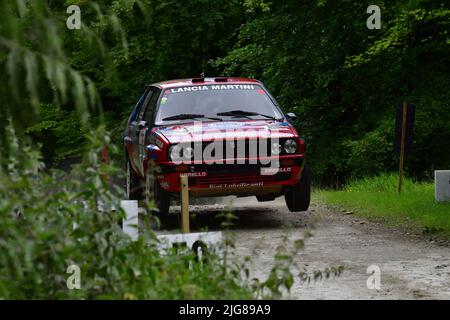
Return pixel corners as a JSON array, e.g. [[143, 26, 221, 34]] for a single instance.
[[151, 77, 261, 89]]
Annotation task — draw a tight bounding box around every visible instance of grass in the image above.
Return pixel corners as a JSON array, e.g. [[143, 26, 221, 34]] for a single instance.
[[315, 173, 450, 237]]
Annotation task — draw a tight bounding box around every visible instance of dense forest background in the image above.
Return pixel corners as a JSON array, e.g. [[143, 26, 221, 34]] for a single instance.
[[1, 0, 449, 186]]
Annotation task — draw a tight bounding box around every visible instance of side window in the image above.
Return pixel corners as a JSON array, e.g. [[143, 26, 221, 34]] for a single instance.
[[137, 89, 154, 122], [130, 88, 150, 123], [143, 88, 161, 124]]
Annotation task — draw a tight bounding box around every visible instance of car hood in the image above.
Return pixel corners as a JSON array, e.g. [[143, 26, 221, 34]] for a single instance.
[[156, 120, 297, 144]]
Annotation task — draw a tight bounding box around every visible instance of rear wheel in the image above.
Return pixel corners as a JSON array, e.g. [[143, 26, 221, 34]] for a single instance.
[[145, 168, 170, 222], [126, 158, 143, 200], [285, 166, 311, 212]]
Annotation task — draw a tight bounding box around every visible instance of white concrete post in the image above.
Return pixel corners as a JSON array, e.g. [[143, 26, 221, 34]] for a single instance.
[[121, 200, 139, 240], [435, 170, 450, 202]]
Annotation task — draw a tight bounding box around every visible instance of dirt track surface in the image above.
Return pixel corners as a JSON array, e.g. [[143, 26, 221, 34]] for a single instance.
[[163, 196, 450, 299]]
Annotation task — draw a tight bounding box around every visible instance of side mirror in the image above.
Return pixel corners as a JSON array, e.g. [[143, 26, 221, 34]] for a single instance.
[[137, 120, 147, 129], [286, 112, 297, 121]]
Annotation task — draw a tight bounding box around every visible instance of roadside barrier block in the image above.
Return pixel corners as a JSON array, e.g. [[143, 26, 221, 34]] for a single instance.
[[121, 200, 139, 240], [435, 170, 450, 202]]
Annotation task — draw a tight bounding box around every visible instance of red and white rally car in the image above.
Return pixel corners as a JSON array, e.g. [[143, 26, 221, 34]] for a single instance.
[[124, 77, 310, 218]]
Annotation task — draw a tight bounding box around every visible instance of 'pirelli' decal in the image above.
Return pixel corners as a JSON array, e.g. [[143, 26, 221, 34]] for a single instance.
[[168, 84, 256, 94]]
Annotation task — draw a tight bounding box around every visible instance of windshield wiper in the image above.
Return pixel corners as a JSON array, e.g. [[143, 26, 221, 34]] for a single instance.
[[162, 113, 222, 121], [216, 110, 278, 120]]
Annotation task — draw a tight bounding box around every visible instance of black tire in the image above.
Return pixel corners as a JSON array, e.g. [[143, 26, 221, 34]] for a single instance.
[[126, 158, 144, 200], [285, 166, 311, 212], [145, 168, 170, 219]]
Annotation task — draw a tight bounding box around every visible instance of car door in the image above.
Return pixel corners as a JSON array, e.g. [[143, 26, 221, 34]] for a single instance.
[[127, 87, 152, 174], [136, 86, 161, 176]]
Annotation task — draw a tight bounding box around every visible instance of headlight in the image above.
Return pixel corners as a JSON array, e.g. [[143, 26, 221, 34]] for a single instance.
[[271, 142, 282, 155], [169, 144, 193, 161], [169, 144, 182, 161], [183, 146, 194, 159], [284, 139, 297, 154]]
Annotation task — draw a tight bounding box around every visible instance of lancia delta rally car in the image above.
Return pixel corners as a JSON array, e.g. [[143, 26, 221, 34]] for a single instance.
[[124, 77, 310, 218]]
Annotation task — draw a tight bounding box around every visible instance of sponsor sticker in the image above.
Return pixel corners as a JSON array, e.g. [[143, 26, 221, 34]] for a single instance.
[[167, 84, 256, 94], [261, 167, 292, 175], [179, 172, 208, 177], [209, 182, 264, 189]]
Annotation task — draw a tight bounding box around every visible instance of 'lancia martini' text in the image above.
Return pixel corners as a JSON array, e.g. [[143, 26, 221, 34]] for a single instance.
[[170, 84, 255, 93]]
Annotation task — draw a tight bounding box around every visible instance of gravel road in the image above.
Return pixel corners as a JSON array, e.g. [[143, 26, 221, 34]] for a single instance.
[[163, 196, 450, 299]]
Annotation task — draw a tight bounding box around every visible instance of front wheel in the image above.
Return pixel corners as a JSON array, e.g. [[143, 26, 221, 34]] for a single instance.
[[285, 166, 311, 212]]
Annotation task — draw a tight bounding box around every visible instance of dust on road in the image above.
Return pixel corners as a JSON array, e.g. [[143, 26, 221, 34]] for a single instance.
[[164, 196, 450, 299]]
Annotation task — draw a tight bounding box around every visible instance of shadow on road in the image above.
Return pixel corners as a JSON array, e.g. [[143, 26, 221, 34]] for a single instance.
[[151, 196, 309, 232]]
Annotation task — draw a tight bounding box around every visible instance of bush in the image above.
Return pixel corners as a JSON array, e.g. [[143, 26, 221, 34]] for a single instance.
[[25, 104, 88, 164], [0, 126, 342, 299], [0, 126, 254, 299], [0, 2, 343, 298], [342, 122, 395, 179]]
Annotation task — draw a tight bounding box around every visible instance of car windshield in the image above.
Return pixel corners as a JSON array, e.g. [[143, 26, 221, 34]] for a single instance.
[[154, 84, 283, 124]]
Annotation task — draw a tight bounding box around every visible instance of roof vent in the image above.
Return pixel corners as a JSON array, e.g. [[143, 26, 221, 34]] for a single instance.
[[214, 77, 228, 82], [192, 77, 205, 83]]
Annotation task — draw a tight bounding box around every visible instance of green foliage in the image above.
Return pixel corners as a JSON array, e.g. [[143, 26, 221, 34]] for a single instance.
[[213, 0, 450, 184], [316, 173, 450, 237], [2, 0, 448, 182], [0, 127, 250, 299], [1, 0, 248, 164], [0, 125, 252, 299], [0, 0, 123, 163], [0, 126, 340, 299], [4, 1, 447, 182], [342, 121, 395, 177], [25, 104, 87, 162], [0, 0, 345, 300]]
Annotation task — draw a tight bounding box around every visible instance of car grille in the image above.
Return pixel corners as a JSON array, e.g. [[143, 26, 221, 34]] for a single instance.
[[167, 138, 291, 161]]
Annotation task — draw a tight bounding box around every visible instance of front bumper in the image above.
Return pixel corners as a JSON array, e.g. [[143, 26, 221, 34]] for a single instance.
[[154, 156, 304, 197]]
